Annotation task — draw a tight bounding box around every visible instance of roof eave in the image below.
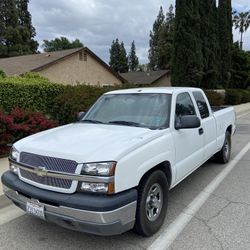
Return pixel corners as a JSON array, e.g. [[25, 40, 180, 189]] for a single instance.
[[151, 71, 170, 84], [30, 47, 85, 73]]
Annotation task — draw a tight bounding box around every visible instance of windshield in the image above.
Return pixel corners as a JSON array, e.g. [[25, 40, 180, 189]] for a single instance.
[[82, 93, 172, 129]]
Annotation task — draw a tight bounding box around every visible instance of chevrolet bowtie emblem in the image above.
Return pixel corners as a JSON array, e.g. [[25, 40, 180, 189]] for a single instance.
[[35, 166, 48, 177]]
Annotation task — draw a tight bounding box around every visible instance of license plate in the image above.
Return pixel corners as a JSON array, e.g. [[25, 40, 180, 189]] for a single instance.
[[26, 202, 45, 220]]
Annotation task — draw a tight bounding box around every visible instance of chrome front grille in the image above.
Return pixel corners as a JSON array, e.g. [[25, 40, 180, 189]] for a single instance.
[[19, 152, 78, 190], [19, 169, 73, 189]]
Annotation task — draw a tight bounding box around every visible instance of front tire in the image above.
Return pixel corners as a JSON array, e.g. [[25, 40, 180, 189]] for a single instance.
[[214, 131, 231, 163], [134, 170, 168, 236]]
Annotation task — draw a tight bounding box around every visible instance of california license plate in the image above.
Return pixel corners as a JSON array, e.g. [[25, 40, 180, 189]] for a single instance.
[[26, 202, 45, 220]]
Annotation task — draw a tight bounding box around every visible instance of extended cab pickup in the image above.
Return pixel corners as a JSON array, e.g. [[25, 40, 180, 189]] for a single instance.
[[1, 87, 236, 236]]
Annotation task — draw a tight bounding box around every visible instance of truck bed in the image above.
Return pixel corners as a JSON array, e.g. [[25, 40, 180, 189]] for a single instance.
[[211, 106, 231, 112]]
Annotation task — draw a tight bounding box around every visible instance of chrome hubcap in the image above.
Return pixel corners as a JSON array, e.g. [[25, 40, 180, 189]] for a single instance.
[[146, 184, 163, 221]]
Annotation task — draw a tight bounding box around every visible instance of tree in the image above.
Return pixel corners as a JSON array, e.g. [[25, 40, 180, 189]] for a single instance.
[[137, 64, 148, 72], [0, 0, 38, 57], [0, 0, 19, 57], [148, 5, 175, 70], [171, 0, 203, 87], [16, 0, 38, 53], [148, 6, 165, 70], [157, 4, 175, 70], [109, 39, 128, 73], [42, 37, 83, 52], [199, 0, 219, 89], [128, 41, 139, 71], [109, 39, 120, 72], [119, 42, 129, 73], [230, 42, 250, 89], [218, 0, 233, 88], [233, 11, 250, 49]]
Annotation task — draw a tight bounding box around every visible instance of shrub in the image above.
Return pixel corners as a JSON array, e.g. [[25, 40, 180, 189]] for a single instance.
[[204, 90, 224, 106], [0, 75, 140, 124], [51, 85, 114, 124], [20, 72, 50, 80], [224, 89, 242, 105], [238, 89, 250, 103], [0, 108, 58, 156], [0, 76, 64, 113], [0, 69, 6, 78], [230, 42, 250, 89]]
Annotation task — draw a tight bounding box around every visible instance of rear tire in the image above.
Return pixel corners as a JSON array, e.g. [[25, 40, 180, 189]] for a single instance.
[[134, 170, 168, 237], [214, 131, 231, 163]]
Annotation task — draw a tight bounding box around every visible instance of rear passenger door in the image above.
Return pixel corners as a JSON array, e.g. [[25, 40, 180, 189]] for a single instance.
[[192, 91, 217, 160], [173, 92, 204, 181]]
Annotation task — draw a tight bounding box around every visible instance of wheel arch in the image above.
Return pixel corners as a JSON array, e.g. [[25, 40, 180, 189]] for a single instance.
[[137, 161, 172, 188], [226, 125, 233, 135]]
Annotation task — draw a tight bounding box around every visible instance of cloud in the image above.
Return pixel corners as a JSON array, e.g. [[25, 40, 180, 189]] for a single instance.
[[29, 0, 250, 64]]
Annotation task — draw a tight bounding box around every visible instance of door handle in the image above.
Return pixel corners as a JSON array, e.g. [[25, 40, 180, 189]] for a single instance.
[[199, 128, 204, 135]]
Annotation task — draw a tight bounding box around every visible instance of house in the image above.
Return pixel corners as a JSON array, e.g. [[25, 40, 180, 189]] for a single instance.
[[0, 47, 124, 86], [121, 70, 171, 86]]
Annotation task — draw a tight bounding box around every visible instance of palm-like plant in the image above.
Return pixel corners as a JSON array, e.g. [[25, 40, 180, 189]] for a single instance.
[[233, 11, 250, 49]]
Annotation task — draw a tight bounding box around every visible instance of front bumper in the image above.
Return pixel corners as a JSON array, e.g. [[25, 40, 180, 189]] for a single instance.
[[1, 171, 137, 236]]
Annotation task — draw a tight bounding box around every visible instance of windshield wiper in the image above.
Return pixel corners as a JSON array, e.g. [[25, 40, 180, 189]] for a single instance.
[[108, 120, 143, 127], [81, 119, 104, 124]]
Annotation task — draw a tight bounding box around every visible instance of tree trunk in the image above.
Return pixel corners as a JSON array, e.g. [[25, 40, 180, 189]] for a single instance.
[[240, 32, 243, 49]]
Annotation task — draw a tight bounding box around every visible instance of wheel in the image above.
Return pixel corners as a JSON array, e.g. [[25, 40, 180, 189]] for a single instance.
[[214, 131, 231, 163], [134, 170, 168, 236]]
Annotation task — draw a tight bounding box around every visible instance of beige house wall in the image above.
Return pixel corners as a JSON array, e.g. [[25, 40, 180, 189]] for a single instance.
[[38, 52, 122, 86], [154, 75, 171, 87]]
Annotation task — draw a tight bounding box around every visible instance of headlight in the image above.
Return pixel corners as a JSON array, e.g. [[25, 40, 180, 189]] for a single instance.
[[10, 147, 19, 161], [79, 182, 115, 194], [81, 162, 116, 176], [9, 147, 19, 175], [9, 164, 19, 175], [80, 182, 108, 193], [80, 162, 116, 194]]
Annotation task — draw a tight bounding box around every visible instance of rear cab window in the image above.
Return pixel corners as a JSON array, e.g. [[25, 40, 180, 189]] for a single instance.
[[192, 91, 210, 119]]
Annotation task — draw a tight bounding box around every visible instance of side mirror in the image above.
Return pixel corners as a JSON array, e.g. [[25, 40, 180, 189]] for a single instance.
[[175, 115, 201, 130], [78, 111, 86, 121]]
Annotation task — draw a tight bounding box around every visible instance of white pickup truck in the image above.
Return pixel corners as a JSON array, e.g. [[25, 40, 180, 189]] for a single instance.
[[2, 87, 235, 236]]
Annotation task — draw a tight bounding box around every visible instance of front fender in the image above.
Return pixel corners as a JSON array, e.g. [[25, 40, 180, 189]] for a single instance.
[[114, 132, 175, 193]]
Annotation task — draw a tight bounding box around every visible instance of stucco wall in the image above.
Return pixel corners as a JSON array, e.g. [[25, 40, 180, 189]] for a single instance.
[[154, 75, 171, 87], [38, 52, 122, 86]]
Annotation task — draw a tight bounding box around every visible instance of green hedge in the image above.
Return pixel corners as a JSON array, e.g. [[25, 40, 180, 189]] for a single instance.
[[0, 75, 64, 114], [238, 89, 250, 103], [1, 74, 250, 124], [51, 85, 114, 124], [51, 83, 138, 123], [0, 75, 138, 123], [225, 89, 250, 105]]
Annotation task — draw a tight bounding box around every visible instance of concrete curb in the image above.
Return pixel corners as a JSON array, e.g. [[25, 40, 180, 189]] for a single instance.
[[0, 194, 11, 209], [0, 102, 250, 207]]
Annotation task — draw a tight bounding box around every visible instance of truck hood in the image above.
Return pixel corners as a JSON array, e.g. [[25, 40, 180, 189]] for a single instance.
[[15, 123, 164, 163]]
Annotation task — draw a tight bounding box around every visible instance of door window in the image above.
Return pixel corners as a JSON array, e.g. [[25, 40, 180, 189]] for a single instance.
[[175, 92, 196, 117], [193, 91, 210, 119]]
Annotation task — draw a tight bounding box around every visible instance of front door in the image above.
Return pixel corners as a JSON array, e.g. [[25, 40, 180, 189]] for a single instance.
[[172, 92, 204, 181]]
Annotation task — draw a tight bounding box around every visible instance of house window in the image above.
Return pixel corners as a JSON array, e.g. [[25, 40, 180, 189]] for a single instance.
[[79, 51, 87, 61], [79, 51, 83, 61], [83, 52, 87, 61]]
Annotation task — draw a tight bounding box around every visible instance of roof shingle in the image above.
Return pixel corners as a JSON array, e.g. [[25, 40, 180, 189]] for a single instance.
[[0, 48, 83, 75], [121, 70, 169, 85]]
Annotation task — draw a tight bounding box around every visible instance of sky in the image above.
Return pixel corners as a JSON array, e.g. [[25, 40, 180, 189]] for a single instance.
[[29, 0, 250, 64]]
